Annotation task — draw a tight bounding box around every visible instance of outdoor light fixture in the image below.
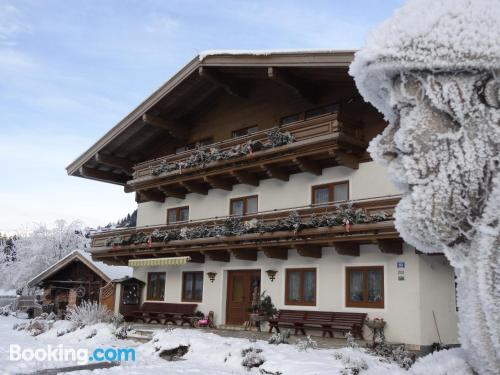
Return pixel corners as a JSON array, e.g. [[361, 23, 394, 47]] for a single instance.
[[266, 270, 277, 282], [207, 272, 217, 283]]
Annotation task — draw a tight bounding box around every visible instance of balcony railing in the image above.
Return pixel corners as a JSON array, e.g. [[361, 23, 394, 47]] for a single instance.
[[91, 195, 401, 255], [128, 113, 366, 197]]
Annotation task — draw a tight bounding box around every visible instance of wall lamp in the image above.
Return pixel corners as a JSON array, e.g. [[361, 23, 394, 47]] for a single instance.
[[266, 270, 278, 282], [207, 272, 217, 283]]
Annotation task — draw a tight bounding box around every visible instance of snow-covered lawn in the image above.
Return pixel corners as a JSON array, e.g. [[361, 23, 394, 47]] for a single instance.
[[0, 316, 472, 375]]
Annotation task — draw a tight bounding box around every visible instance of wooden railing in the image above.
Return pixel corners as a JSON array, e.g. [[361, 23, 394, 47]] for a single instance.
[[132, 112, 353, 181], [91, 195, 400, 249]]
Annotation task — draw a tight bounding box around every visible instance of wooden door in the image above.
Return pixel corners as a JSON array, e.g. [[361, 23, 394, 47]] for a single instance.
[[226, 270, 261, 325]]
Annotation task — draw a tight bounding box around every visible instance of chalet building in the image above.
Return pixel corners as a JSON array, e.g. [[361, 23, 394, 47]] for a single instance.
[[66, 51, 458, 350], [28, 250, 131, 316]]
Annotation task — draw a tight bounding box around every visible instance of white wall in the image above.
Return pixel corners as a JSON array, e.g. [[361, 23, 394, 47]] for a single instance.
[[136, 161, 400, 227], [131, 243, 458, 347]]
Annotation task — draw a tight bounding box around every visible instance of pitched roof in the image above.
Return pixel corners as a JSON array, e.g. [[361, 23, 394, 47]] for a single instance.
[[27, 250, 132, 287], [65, 49, 356, 185]]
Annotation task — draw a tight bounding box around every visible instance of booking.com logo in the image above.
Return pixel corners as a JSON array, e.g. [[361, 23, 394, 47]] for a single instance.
[[9, 344, 136, 365]]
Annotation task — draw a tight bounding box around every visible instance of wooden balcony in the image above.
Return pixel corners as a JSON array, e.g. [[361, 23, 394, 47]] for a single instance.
[[129, 113, 367, 202], [90, 196, 402, 265]]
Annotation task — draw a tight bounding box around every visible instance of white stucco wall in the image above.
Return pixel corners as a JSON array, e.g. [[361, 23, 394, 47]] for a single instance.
[[131, 243, 458, 347], [136, 161, 400, 227]]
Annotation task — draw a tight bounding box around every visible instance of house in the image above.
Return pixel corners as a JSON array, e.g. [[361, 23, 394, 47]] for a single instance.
[[66, 50, 458, 351], [28, 250, 132, 316]]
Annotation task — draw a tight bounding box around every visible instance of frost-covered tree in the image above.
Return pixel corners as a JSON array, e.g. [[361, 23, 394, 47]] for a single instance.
[[0, 220, 89, 290], [350, 0, 499, 374]]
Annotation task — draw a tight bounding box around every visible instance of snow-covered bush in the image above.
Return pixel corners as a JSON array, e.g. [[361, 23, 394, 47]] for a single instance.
[[345, 331, 357, 348], [296, 336, 318, 352], [0, 303, 12, 316], [267, 330, 290, 345], [13, 316, 54, 336], [369, 343, 415, 369], [339, 356, 368, 375], [66, 301, 123, 329], [241, 347, 265, 370]]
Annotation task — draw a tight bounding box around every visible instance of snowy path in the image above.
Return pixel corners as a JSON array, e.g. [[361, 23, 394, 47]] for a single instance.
[[0, 316, 471, 375]]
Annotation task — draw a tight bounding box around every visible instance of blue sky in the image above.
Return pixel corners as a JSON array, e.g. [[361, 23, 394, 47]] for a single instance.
[[0, 0, 403, 233]]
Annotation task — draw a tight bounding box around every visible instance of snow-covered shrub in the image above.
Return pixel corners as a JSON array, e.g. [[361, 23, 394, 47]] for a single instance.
[[85, 329, 97, 339], [114, 325, 133, 339], [0, 303, 12, 316], [340, 357, 368, 375], [241, 347, 265, 370], [345, 331, 357, 348], [267, 330, 290, 345], [296, 336, 318, 352], [66, 301, 123, 328], [369, 343, 415, 369]]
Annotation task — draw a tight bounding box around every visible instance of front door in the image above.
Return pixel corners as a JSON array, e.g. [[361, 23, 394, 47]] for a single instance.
[[226, 270, 261, 325]]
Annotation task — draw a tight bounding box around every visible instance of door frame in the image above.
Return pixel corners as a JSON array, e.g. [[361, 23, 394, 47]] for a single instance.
[[225, 269, 261, 325]]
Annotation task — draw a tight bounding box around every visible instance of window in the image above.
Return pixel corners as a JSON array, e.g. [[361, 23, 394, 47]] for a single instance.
[[147, 272, 166, 301], [304, 103, 339, 119], [175, 138, 213, 154], [312, 181, 349, 204], [122, 283, 141, 305], [182, 272, 204, 302], [167, 206, 189, 224], [230, 195, 258, 216], [279, 113, 301, 125], [285, 268, 316, 306], [346, 266, 384, 308], [232, 125, 258, 138]]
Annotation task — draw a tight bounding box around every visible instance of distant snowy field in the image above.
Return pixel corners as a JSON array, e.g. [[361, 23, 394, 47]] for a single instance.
[[0, 316, 471, 374]]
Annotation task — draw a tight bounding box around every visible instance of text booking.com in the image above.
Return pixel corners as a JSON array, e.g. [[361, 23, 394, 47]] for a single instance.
[[9, 344, 136, 365]]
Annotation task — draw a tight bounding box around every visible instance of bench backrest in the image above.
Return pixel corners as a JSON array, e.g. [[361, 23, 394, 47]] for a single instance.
[[304, 311, 335, 323], [332, 312, 366, 326], [141, 302, 197, 315], [276, 309, 307, 321]]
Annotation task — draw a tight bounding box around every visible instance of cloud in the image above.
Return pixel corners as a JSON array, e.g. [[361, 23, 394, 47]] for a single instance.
[[0, 4, 30, 45]]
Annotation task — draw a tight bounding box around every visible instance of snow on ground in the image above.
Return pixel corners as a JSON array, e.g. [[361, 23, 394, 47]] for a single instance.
[[0, 316, 471, 375]]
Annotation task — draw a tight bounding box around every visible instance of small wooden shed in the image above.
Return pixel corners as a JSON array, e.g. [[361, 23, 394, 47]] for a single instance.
[[27, 250, 131, 317]]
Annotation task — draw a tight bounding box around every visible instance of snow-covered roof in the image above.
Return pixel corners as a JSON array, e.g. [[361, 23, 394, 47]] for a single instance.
[[27, 250, 132, 287], [198, 49, 357, 61], [350, 0, 500, 121]]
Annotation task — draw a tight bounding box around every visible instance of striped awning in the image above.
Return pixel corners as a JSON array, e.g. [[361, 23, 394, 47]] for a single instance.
[[128, 256, 191, 268]]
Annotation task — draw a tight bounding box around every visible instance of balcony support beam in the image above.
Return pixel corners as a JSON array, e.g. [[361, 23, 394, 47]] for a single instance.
[[231, 171, 259, 187], [295, 245, 322, 258], [159, 186, 186, 200], [293, 157, 322, 176], [205, 250, 230, 262], [261, 247, 288, 260], [332, 151, 359, 169], [261, 164, 289, 182], [377, 239, 403, 255], [204, 176, 233, 191], [136, 189, 165, 203], [180, 181, 209, 195], [198, 66, 247, 98], [231, 248, 257, 261], [95, 153, 134, 175], [334, 243, 360, 257], [142, 113, 189, 140], [267, 67, 317, 103]]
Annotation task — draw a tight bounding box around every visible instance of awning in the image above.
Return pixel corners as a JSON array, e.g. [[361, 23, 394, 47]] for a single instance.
[[128, 256, 191, 268]]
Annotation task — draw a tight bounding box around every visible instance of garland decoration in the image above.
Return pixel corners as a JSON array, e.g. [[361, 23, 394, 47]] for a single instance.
[[152, 127, 295, 176], [105, 205, 389, 247]]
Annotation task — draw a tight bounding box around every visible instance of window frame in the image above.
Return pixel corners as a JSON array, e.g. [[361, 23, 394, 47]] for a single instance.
[[345, 266, 385, 309], [285, 268, 317, 306], [167, 206, 189, 224], [311, 181, 349, 205], [181, 271, 204, 302], [146, 272, 166, 301], [231, 125, 259, 138], [229, 195, 258, 216]]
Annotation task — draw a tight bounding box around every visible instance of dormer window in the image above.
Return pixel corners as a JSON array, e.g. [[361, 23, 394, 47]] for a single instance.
[[232, 125, 258, 138]]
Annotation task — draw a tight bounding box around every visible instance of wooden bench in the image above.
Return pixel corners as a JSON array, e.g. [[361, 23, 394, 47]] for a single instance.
[[268, 310, 366, 339], [132, 303, 197, 326]]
